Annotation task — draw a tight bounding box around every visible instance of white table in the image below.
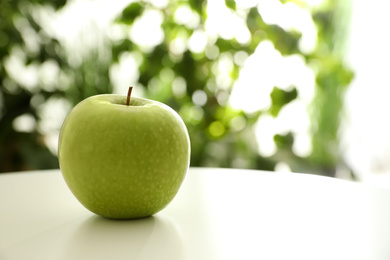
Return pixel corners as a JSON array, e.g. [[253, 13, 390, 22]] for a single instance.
[[1, 168, 390, 260]]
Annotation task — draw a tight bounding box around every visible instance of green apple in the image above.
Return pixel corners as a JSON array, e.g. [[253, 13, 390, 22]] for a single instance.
[[58, 90, 190, 219]]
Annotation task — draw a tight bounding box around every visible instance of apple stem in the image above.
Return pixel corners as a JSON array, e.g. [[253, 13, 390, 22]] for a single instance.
[[126, 86, 133, 106]]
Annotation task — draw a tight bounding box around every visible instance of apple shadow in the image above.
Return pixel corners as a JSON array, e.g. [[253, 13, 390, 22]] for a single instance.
[[64, 214, 187, 260]]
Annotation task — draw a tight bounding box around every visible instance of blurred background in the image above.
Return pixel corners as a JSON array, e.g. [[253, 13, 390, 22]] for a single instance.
[[0, 0, 389, 183]]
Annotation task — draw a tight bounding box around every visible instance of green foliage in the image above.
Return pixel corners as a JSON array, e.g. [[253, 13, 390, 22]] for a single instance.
[[0, 0, 354, 177], [0, 0, 113, 172], [225, 0, 236, 10], [270, 87, 298, 117], [116, 2, 144, 25], [0, 0, 66, 172]]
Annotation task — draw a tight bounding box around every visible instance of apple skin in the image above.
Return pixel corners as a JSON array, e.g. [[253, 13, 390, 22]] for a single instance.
[[58, 95, 190, 219]]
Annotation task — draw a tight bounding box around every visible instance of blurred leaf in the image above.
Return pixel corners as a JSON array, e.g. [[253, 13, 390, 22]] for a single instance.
[[274, 132, 294, 150], [215, 38, 241, 53], [188, 0, 205, 17], [267, 25, 301, 55], [225, 0, 236, 10], [116, 2, 144, 25], [111, 39, 134, 62], [269, 86, 298, 117]]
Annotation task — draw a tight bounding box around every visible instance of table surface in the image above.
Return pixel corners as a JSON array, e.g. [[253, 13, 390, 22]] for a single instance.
[[1, 167, 390, 260]]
